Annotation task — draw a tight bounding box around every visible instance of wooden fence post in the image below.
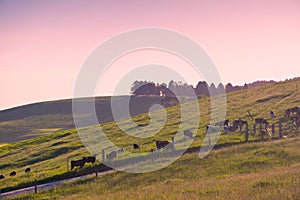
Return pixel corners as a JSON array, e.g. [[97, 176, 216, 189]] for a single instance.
[[253, 124, 256, 135], [151, 149, 154, 161], [67, 157, 69, 171], [245, 123, 249, 142], [259, 123, 262, 133], [279, 123, 283, 138], [102, 149, 105, 162], [95, 165, 98, 178], [271, 124, 275, 137], [34, 179, 37, 194]]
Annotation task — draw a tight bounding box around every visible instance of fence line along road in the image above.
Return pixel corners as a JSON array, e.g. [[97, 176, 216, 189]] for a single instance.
[[0, 170, 115, 199]]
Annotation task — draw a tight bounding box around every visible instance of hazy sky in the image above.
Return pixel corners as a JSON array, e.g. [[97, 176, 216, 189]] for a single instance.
[[1, 0, 300, 110]]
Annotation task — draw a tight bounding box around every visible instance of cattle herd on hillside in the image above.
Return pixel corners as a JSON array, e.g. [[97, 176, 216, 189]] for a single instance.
[[1, 106, 299, 178], [0, 168, 30, 180], [98, 105, 300, 171]]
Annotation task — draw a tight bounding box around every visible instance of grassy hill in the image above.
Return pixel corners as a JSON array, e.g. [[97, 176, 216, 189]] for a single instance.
[[0, 96, 166, 143], [0, 77, 300, 199]]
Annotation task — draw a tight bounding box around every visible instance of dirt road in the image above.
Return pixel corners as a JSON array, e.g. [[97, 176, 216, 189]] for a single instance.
[[0, 170, 115, 199]]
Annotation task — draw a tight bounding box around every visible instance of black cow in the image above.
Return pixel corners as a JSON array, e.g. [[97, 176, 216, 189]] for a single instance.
[[0, 174, 4, 179], [83, 156, 96, 164], [184, 129, 193, 138], [233, 119, 247, 130], [106, 151, 117, 160], [224, 125, 237, 132], [291, 106, 300, 114], [25, 167, 31, 173], [270, 111, 276, 119], [133, 143, 140, 150], [10, 171, 16, 177], [71, 159, 86, 170], [156, 140, 173, 151]]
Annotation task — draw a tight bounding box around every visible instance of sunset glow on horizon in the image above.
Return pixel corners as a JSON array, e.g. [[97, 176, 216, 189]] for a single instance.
[[1, 0, 300, 110]]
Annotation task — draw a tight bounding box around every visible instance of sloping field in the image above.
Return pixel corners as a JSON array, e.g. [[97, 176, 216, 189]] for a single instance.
[[13, 138, 300, 200], [0, 77, 300, 198], [0, 96, 165, 143]]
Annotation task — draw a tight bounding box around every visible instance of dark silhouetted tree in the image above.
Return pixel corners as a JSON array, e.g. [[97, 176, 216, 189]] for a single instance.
[[195, 81, 209, 96]]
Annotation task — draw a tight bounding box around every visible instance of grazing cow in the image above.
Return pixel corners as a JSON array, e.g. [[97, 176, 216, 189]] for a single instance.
[[25, 167, 31, 173], [238, 118, 247, 126], [291, 106, 300, 114], [118, 148, 124, 152], [184, 129, 193, 138], [156, 140, 173, 151], [232, 119, 247, 130], [270, 111, 276, 119], [71, 159, 86, 170], [106, 151, 117, 160], [10, 171, 16, 177], [255, 118, 268, 125], [224, 125, 236, 133], [0, 174, 4, 179], [83, 156, 96, 164], [133, 143, 140, 150]]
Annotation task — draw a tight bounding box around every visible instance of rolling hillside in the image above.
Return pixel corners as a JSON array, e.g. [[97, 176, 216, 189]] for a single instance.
[[0, 96, 167, 143], [0, 77, 300, 199]]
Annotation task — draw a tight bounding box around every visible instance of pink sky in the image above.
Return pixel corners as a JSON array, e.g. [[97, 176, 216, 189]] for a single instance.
[[1, 0, 300, 110]]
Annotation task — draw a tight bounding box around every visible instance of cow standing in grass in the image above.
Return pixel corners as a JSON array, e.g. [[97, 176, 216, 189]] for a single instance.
[[224, 125, 236, 133], [233, 118, 247, 131], [9, 171, 16, 177], [24, 167, 31, 179], [83, 156, 96, 165], [71, 158, 86, 170], [0, 174, 4, 179], [156, 140, 173, 151], [25, 167, 31, 173], [291, 106, 300, 114], [133, 143, 140, 150], [270, 111, 276, 119]]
